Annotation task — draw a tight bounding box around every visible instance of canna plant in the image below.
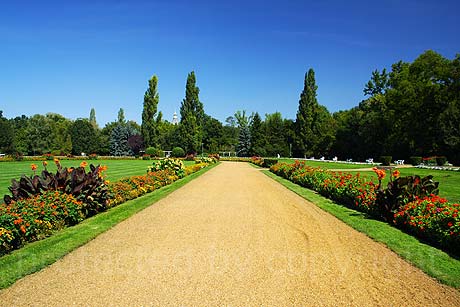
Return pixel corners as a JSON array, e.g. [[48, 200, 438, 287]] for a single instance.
[[375, 170, 439, 222], [3, 160, 110, 217]]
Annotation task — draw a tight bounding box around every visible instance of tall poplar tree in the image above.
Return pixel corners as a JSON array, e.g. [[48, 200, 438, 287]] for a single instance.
[[89, 108, 98, 129], [295, 68, 319, 157], [178, 71, 204, 153], [141, 75, 160, 148]]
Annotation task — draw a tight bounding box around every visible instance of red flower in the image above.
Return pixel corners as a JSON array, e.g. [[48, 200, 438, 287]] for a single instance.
[[31, 164, 38, 171], [448, 222, 453, 227]]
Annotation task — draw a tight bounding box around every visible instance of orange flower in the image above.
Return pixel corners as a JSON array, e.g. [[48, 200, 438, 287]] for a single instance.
[[372, 167, 386, 180], [54, 158, 60, 164], [31, 164, 38, 171], [80, 161, 88, 168], [99, 165, 108, 172], [43, 161, 48, 167], [20, 225, 26, 234], [392, 170, 400, 178]]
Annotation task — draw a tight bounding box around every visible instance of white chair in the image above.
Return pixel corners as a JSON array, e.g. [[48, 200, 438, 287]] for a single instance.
[[332, 156, 338, 162]]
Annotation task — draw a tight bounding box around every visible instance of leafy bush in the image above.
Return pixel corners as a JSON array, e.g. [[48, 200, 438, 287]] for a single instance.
[[142, 154, 150, 160], [410, 156, 422, 166], [263, 158, 278, 168], [145, 147, 158, 156], [89, 153, 98, 160], [423, 157, 437, 165], [436, 156, 447, 166], [172, 147, 185, 158], [147, 158, 185, 178], [380, 156, 392, 166]]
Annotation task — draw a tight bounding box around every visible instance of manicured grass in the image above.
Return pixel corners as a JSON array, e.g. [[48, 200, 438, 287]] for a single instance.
[[263, 170, 460, 288], [0, 162, 218, 290], [346, 168, 460, 203], [277, 158, 376, 169], [0, 159, 195, 198]]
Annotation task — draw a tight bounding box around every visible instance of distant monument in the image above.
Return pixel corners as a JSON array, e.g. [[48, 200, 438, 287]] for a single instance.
[[172, 111, 179, 125]]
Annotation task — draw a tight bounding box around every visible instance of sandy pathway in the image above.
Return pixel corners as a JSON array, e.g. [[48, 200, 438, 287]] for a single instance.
[[0, 162, 459, 306]]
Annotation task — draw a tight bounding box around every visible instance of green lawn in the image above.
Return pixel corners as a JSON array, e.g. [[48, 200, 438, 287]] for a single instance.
[[263, 170, 460, 288], [277, 158, 376, 170], [0, 159, 195, 198]]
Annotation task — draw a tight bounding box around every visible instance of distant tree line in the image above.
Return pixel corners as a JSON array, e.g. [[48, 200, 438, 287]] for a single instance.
[[0, 50, 458, 163]]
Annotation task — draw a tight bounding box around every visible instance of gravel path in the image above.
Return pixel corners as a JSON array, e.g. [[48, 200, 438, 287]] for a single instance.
[[1, 162, 459, 307]]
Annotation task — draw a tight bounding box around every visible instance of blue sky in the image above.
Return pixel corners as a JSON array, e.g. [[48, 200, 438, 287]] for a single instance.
[[1, 0, 459, 126]]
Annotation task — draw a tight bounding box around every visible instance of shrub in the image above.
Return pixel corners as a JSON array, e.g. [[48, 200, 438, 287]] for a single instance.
[[263, 158, 278, 168], [89, 153, 98, 160], [436, 156, 447, 166], [423, 157, 437, 165], [145, 147, 157, 157], [410, 156, 422, 166], [172, 147, 185, 158], [142, 154, 150, 160], [380, 156, 392, 166], [147, 158, 185, 178]]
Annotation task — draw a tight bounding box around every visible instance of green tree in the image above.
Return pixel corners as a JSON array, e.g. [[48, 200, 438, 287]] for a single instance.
[[0, 111, 14, 153], [265, 112, 288, 157], [11, 115, 29, 154], [202, 115, 223, 153], [178, 71, 204, 153], [141, 75, 160, 148], [249, 112, 266, 156], [69, 119, 99, 155], [295, 68, 319, 157], [236, 126, 251, 157], [89, 108, 98, 129], [117, 108, 126, 125], [110, 124, 131, 156], [234, 110, 252, 157]]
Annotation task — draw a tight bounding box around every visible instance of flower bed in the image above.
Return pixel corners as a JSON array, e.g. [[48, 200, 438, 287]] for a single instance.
[[0, 160, 212, 256], [270, 161, 460, 254]]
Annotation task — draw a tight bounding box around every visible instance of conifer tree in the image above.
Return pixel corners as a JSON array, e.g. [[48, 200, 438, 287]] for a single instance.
[[110, 124, 131, 156], [89, 108, 98, 129], [295, 68, 319, 157], [141, 75, 159, 148]]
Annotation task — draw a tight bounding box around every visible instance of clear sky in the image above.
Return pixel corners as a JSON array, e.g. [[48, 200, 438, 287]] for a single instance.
[[1, 0, 459, 126]]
